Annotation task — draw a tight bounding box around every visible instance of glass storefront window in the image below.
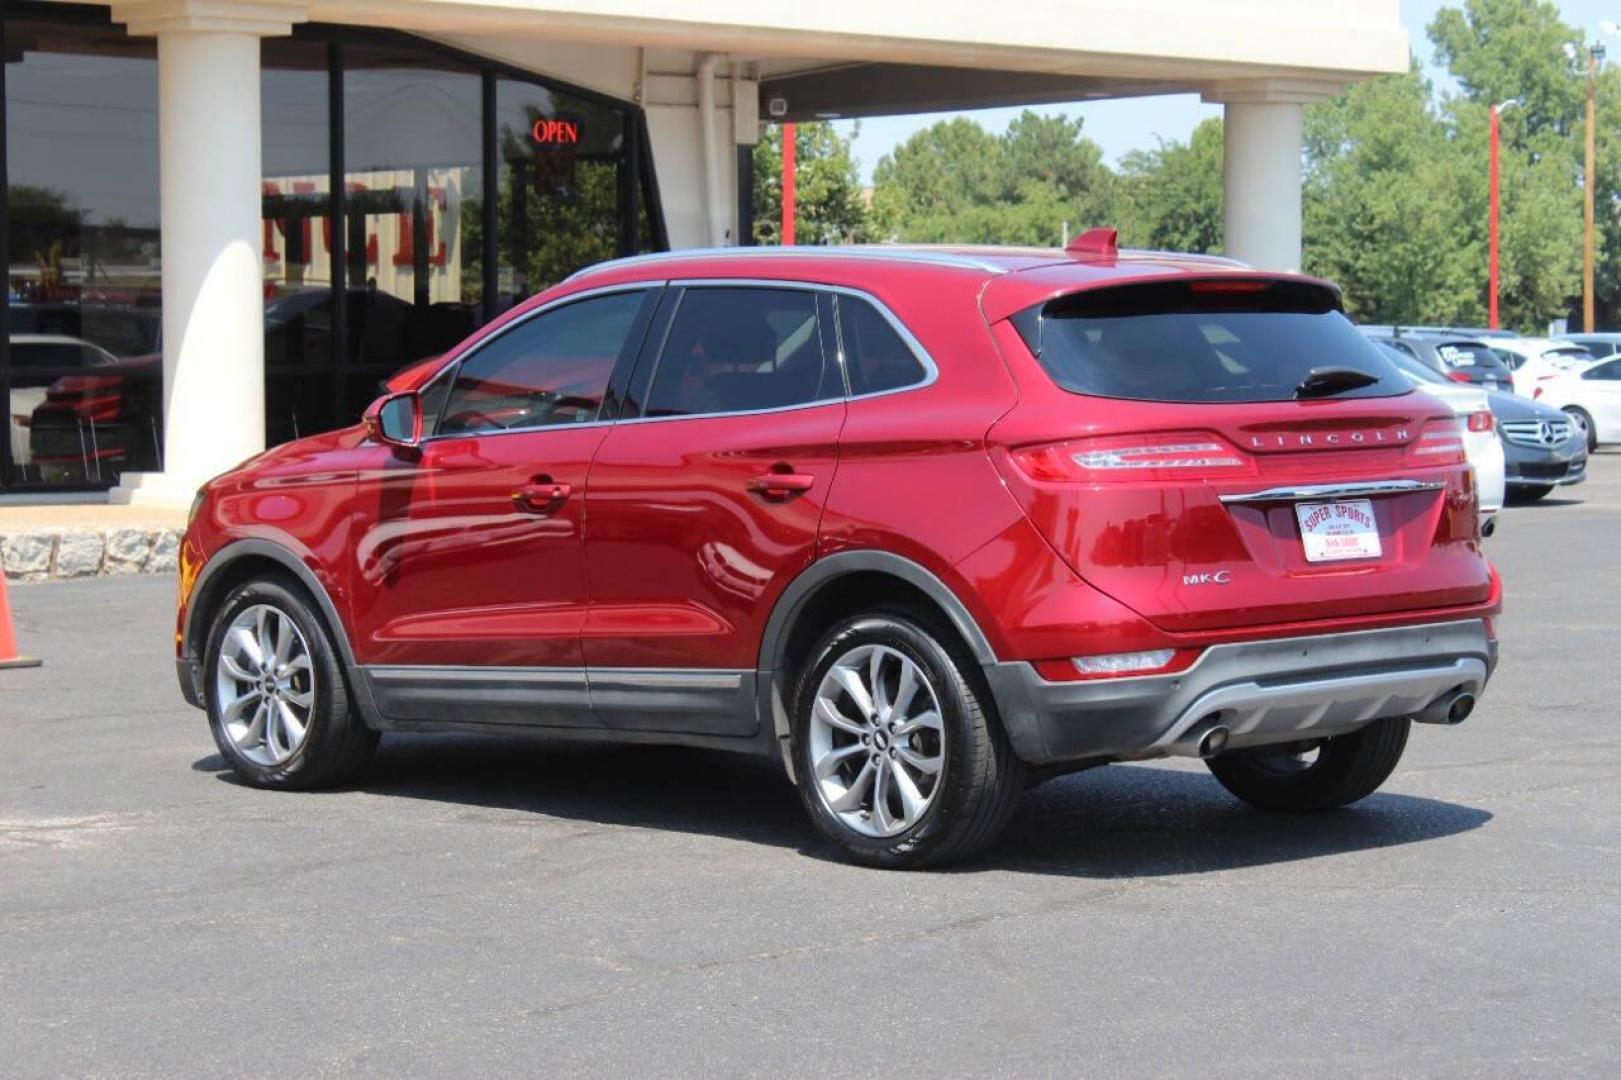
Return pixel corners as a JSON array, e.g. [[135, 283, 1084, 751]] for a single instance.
[[343, 45, 482, 396], [493, 80, 632, 313], [3, 15, 663, 490], [262, 38, 334, 445], [4, 19, 162, 488]]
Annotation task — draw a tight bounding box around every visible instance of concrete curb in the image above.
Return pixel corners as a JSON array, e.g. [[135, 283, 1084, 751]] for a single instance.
[[1, 527, 182, 581]]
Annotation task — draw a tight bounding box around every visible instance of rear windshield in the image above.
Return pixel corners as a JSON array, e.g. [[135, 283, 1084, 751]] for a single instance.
[[1433, 341, 1509, 371], [1011, 280, 1407, 404]]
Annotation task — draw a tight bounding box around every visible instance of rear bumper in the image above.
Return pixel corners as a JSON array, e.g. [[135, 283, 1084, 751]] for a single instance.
[[984, 619, 1496, 766]]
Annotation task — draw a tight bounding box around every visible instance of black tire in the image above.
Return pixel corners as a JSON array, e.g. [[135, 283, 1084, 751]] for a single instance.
[[1205, 717, 1410, 812], [1564, 406, 1598, 453], [203, 575, 377, 789], [790, 608, 1024, 869], [1512, 484, 1555, 502]]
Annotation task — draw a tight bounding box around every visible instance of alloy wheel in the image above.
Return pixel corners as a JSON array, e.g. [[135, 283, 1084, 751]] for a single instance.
[[215, 604, 316, 767], [808, 644, 945, 837]]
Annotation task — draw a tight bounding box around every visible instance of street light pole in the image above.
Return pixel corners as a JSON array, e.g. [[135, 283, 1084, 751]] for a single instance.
[[1585, 45, 1604, 332]]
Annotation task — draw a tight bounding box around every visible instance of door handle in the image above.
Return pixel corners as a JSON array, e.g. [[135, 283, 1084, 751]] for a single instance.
[[511, 481, 572, 514], [747, 471, 816, 498]]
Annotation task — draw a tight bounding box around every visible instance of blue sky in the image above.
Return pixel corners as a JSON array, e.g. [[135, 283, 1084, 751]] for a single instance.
[[835, 0, 1617, 183]]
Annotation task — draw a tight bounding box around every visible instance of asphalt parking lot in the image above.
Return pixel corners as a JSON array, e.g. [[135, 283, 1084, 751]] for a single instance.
[[3, 460, 1619, 1078]]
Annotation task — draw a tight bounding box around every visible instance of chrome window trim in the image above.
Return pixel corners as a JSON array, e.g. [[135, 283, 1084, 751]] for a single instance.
[[406, 277, 940, 438], [565, 244, 1009, 280], [1219, 479, 1446, 505], [615, 278, 938, 426], [415, 280, 664, 445]]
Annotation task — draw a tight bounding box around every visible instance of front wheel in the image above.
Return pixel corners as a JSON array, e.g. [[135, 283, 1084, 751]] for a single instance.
[[1563, 406, 1597, 452], [1205, 717, 1410, 811], [204, 576, 377, 789], [791, 609, 1023, 869]]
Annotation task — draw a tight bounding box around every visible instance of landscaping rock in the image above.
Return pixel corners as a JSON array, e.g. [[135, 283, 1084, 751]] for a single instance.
[[54, 532, 106, 578], [2, 532, 57, 581], [105, 528, 154, 573], [148, 530, 181, 574]]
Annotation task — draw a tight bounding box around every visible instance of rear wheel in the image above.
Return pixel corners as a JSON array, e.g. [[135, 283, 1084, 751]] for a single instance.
[[204, 576, 377, 789], [1564, 406, 1597, 452], [791, 609, 1023, 869], [1205, 717, 1410, 811]]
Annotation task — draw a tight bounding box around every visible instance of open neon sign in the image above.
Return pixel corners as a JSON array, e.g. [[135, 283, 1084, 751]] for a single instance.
[[531, 115, 583, 149]]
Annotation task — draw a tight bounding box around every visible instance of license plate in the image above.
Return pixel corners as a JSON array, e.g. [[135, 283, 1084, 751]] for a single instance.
[[1295, 499, 1382, 562]]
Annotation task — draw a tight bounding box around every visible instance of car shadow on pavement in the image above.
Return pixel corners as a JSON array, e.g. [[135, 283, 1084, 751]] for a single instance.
[[195, 736, 1492, 877]]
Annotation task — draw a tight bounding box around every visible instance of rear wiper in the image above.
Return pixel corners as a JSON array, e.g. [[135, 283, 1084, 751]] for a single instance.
[[1293, 366, 1380, 399]]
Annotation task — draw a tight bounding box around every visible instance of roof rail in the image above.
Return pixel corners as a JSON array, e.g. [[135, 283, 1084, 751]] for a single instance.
[[564, 245, 1011, 281]]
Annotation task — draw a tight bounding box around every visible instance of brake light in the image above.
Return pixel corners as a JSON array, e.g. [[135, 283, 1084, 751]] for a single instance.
[[1446, 370, 1472, 383], [1012, 433, 1256, 482], [1188, 279, 1270, 294], [1466, 410, 1494, 432], [1034, 648, 1202, 682], [1404, 419, 1467, 466]]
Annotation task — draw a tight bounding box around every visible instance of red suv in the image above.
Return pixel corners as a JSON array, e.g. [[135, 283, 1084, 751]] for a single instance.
[[176, 235, 1500, 868]]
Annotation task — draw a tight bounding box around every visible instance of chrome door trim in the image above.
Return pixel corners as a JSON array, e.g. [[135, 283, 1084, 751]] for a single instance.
[[1218, 479, 1446, 504]]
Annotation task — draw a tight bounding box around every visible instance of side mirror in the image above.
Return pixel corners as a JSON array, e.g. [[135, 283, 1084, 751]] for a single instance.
[[364, 391, 423, 455]]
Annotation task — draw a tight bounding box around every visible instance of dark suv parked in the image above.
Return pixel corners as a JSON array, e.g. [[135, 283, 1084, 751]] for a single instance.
[[1362, 332, 1514, 392]]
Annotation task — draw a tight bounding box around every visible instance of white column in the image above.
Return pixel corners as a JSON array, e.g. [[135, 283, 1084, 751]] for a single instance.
[[110, 2, 304, 507], [1204, 80, 1339, 273]]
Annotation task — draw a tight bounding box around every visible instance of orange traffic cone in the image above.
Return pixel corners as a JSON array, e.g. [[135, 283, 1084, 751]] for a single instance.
[[0, 574, 42, 669]]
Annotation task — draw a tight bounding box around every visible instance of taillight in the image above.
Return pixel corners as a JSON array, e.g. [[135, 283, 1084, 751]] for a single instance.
[[1466, 410, 1494, 432], [1404, 419, 1467, 466], [1446, 370, 1472, 383], [1532, 386, 1544, 399], [1011, 433, 1256, 482]]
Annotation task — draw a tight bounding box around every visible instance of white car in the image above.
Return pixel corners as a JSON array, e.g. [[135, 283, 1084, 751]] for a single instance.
[[1490, 337, 1594, 396], [1532, 354, 1621, 450], [1374, 343, 1506, 520]]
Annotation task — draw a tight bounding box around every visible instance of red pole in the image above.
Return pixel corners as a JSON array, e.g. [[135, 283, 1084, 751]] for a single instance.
[[781, 122, 797, 247], [1488, 107, 1500, 330]]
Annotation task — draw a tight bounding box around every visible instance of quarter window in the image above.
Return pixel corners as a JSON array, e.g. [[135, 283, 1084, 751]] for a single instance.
[[436, 290, 646, 435], [643, 287, 835, 417], [838, 296, 928, 395]]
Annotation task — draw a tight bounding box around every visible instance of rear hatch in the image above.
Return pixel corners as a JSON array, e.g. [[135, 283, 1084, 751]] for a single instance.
[[988, 277, 1492, 633]]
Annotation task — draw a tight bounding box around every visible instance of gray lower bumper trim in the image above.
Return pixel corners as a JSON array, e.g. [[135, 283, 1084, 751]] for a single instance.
[[985, 619, 1495, 766]]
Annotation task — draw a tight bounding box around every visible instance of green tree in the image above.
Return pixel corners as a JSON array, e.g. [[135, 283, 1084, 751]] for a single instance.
[[870, 110, 1112, 245], [1114, 118, 1224, 254], [1431, 0, 1616, 330], [1301, 66, 1488, 325], [752, 122, 874, 245]]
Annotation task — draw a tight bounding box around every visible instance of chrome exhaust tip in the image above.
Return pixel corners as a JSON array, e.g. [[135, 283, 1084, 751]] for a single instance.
[[1482, 515, 1497, 538], [1196, 725, 1231, 758], [1167, 719, 1231, 759], [1416, 687, 1477, 726]]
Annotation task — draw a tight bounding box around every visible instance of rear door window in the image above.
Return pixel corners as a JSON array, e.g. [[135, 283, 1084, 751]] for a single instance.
[[837, 295, 929, 396], [640, 287, 836, 417], [1011, 280, 1406, 403]]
